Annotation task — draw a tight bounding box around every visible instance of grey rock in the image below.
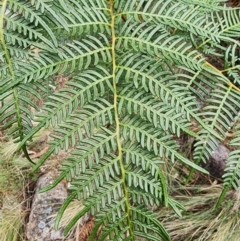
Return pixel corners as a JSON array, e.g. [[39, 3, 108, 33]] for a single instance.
[[38, 221, 46, 229], [26, 172, 68, 241], [206, 144, 230, 178]]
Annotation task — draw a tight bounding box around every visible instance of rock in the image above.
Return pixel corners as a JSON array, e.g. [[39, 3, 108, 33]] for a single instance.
[[206, 144, 230, 179], [26, 172, 68, 241]]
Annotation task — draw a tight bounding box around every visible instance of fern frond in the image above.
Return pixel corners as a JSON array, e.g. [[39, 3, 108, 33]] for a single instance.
[[59, 176, 124, 235], [192, 84, 240, 167], [216, 149, 240, 208], [0, 84, 39, 137], [2, 32, 113, 159], [223, 150, 240, 190], [120, 116, 207, 173], [4, 14, 54, 49], [197, 7, 240, 50], [117, 53, 220, 139], [1, 35, 111, 95], [2, 0, 240, 239], [0, 0, 37, 163], [51, 2, 111, 39], [118, 86, 195, 137], [119, 0, 222, 42], [131, 206, 170, 241], [31, 98, 114, 171], [219, 8, 240, 38], [216, 115, 240, 207], [229, 116, 240, 146], [4, 32, 55, 52], [117, 24, 205, 70], [179, 0, 225, 10], [6, 0, 57, 46], [15, 52, 113, 160]]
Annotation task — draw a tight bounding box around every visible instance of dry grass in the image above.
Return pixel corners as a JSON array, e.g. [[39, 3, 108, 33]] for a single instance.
[[158, 185, 240, 241], [0, 198, 27, 241], [0, 138, 33, 241], [51, 199, 91, 241]]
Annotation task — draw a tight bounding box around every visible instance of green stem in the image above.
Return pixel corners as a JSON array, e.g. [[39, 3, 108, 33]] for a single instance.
[[0, 1, 34, 164], [215, 186, 229, 209], [109, 0, 134, 239]]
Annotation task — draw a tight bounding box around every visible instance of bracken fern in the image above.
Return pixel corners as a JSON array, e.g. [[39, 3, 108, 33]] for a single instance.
[[1, 0, 240, 240]]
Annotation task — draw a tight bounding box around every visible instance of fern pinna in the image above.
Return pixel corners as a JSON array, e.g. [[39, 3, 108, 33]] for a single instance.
[[1, 0, 240, 240]]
